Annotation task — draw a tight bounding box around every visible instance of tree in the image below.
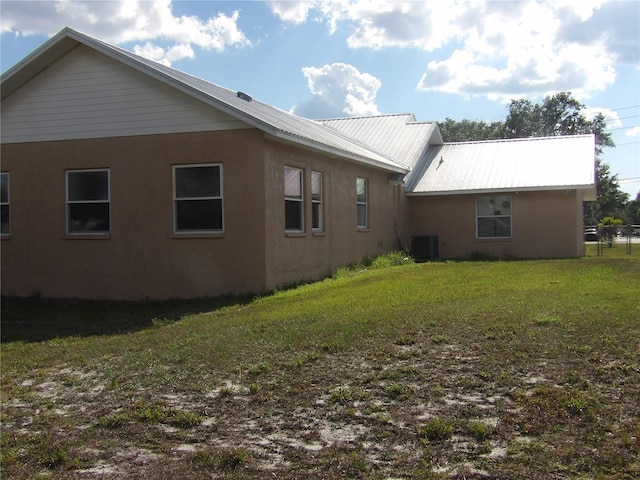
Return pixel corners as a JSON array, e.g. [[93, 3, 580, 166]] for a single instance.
[[504, 92, 614, 152], [625, 192, 640, 225], [584, 163, 630, 225], [439, 117, 504, 142]]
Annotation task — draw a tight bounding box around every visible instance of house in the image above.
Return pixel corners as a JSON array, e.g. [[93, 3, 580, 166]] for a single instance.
[[0, 28, 596, 300]]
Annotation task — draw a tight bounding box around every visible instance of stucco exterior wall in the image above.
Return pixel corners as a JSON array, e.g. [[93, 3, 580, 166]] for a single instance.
[[1, 129, 269, 299], [262, 139, 402, 290], [1, 129, 404, 300], [407, 190, 584, 259]]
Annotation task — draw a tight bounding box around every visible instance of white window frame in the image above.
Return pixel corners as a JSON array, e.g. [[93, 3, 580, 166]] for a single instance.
[[66, 169, 110, 234], [284, 166, 304, 233], [311, 171, 323, 232], [476, 195, 512, 239], [1, 172, 9, 236], [356, 177, 368, 229], [173, 163, 224, 234]]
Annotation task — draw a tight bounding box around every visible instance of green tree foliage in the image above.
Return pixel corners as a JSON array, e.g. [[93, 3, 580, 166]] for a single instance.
[[625, 192, 640, 224], [439, 92, 627, 222], [584, 163, 630, 225], [504, 92, 614, 154], [439, 118, 505, 142]]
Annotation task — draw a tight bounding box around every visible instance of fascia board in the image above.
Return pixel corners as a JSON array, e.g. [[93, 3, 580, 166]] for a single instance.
[[1, 28, 79, 100], [405, 184, 596, 197]]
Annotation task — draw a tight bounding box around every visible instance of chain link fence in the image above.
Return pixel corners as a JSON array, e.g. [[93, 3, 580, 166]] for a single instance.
[[584, 224, 640, 255]]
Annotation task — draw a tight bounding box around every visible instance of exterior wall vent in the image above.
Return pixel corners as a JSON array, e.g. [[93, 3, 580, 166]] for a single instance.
[[237, 91, 252, 102]]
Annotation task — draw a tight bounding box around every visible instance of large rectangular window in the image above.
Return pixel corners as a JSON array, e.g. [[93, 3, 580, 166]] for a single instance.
[[1, 173, 9, 236], [477, 195, 512, 238], [356, 177, 368, 229], [285, 166, 303, 232], [174, 164, 223, 233], [66, 169, 110, 234], [311, 171, 323, 232]]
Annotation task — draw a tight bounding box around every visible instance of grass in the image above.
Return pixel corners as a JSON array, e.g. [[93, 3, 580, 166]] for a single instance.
[[1, 247, 639, 478]]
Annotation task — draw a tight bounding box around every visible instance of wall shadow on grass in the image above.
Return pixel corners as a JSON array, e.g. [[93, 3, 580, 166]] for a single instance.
[[0, 295, 254, 344]]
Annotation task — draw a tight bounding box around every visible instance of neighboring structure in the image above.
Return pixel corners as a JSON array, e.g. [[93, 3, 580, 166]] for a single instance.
[[0, 28, 596, 300]]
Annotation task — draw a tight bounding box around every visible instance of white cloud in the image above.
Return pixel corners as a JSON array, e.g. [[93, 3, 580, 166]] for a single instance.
[[293, 63, 381, 118], [267, 0, 635, 101], [1, 0, 251, 65], [267, 1, 316, 25], [626, 126, 640, 138], [583, 107, 622, 128]]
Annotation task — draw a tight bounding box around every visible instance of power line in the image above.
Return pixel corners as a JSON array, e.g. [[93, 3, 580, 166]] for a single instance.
[[606, 125, 640, 132], [608, 105, 640, 111], [616, 114, 640, 120]]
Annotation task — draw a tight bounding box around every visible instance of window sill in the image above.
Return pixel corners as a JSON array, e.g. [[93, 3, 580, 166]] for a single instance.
[[64, 233, 111, 240], [285, 231, 307, 238], [1, 234, 10, 240], [357, 228, 371, 233], [171, 232, 224, 239], [476, 237, 512, 241], [312, 231, 326, 237]]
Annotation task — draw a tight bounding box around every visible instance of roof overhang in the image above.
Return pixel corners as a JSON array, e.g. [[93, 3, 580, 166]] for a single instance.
[[406, 184, 597, 197]]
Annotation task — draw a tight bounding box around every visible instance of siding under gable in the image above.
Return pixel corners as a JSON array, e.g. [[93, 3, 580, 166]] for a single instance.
[[1, 45, 248, 143]]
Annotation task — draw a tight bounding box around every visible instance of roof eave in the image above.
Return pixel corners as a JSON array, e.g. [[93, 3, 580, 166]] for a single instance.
[[406, 184, 596, 197]]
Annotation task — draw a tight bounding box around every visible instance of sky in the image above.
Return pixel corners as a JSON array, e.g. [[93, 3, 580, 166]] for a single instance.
[[1, 0, 639, 198]]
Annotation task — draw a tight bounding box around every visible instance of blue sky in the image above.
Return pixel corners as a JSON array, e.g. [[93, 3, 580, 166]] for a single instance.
[[1, 0, 639, 198]]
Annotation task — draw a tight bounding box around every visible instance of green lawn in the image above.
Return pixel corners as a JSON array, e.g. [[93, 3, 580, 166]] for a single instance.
[[1, 247, 639, 479]]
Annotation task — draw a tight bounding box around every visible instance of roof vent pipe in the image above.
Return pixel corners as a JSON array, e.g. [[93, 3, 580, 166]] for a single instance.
[[237, 91, 252, 102]]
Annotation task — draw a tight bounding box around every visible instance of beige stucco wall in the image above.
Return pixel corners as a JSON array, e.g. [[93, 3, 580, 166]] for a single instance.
[[1, 130, 403, 300], [262, 138, 402, 290], [1, 129, 269, 299], [406, 190, 584, 259]]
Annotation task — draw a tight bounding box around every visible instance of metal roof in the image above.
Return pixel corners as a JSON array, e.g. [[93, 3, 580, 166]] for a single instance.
[[406, 135, 596, 195], [321, 114, 441, 170], [1, 28, 407, 174]]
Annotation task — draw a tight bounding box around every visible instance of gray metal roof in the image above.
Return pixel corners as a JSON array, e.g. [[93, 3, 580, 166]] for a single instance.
[[406, 135, 596, 195], [321, 114, 441, 170], [1, 27, 407, 174]]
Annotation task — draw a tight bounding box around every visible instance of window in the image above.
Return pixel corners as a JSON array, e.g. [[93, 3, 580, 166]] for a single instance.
[[174, 164, 223, 233], [66, 169, 110, 233], [356, 177, 368, 229], [477, 195, 512, 238], [1, 173, 9, 235], [285, 166, 303, 232], [311, 171, 323, 232]]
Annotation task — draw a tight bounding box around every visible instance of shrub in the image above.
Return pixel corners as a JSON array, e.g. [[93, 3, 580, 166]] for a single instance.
[[370, 251, 414, 269], [421, 417, 454, 442]]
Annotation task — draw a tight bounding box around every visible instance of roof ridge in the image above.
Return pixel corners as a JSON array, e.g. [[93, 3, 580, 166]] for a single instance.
[[318, 113, 415, 122]]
